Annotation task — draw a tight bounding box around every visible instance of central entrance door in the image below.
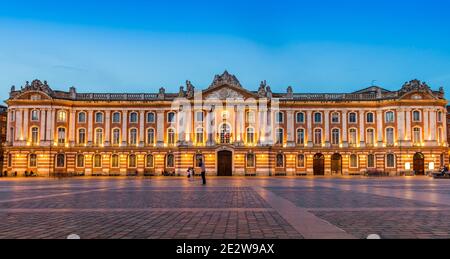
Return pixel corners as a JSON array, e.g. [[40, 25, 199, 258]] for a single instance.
[[413, 152, 425, 175], [331, 153, 343, 175], [313, 153, 325, 176], [218, 151, 233, 176]]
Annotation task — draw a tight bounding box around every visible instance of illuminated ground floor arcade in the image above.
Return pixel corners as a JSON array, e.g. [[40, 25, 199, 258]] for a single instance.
[[2, 146, 448, 177]]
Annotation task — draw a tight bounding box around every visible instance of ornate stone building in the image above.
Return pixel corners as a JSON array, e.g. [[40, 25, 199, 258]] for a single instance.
[[0, 105, 7, 174], [2, 72, 448, 177]]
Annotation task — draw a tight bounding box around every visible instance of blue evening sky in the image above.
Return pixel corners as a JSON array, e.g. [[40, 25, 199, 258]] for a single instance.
[[1, 0, 450, 102]]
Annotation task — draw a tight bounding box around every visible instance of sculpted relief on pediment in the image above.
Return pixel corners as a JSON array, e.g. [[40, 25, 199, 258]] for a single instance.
[[206, 88, 245, 100]]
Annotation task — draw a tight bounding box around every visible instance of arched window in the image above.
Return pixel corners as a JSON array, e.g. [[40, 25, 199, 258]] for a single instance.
[[366, 112, 374, 123], [31, 110, 39, 121], [166, 154, 175, 168], [296, 112, 305, 123], [246, 153, 255, 168], [413, 127, 421, 144], [31, 127, 39, 145], [129, 128, 138, 145], [112, 112, 121, 123], [167, 112, 176, 123], [386, 154, 396, 168], [438, 127, 444, 143], [95, 128, 103, 146], [438, 111, 443, 123], [331, 129, 340, 145], [195, 111, 204, 122], [112, 128, 120, 145], [386, 128, 395, 145], [349, 112, 357, 123], [367, 154, 375, 168], [147, 112, 155, 123], [76, 154, 85, 168], [8, 153, 12, 167], [314, 112, 322, 123], [95, 112, 104, 123], [275, 112, 284, 123], [220, 124, 231, 144], [56, 154, 65, 168], [57, 111, 67, 122], [413, 111, 421, 122], [350, 154, 358, 168], [29, 154, 37, 168], [331, 112, 340, 123], [128, 154, 137, 168], [297, 154, 305, 168], [57, 128, 66, 144], [146, 128, 155, 145], [146, 154, 154, 168], [349, 128, 357, 145], [366, 129, 375, 146], [167, 128, 175, 145], [296, 128, 305, 145], [247, 111, 256, 124], [314, 128, 322, 145], [246, 127, 255, 144], [196, 127, 204, 144], [129, 112, 138, 123], [93, 154, 102, 168], [77, 128, 86, 145], [385, 111, 395, 123], [276, 128, 284, 144], [111, 154, 119, 168], [276, 154, 284, 168], [78, 112, 86, 123]]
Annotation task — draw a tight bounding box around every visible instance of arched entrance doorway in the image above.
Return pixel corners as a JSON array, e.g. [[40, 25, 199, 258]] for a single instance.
[[331, 153, 343, 175], [217, 150, 233, 176], [313, 153, 325, 176], [413, 152, 425, 175]]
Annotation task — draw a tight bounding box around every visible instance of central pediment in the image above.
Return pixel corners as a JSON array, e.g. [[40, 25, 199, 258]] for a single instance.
[[204, 87, 246, 100]]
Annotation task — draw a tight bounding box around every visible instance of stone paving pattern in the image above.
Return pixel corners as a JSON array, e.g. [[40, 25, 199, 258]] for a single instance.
[[0, 177, 450, 239]]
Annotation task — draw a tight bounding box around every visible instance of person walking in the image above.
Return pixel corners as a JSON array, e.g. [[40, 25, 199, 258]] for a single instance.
[[199, 158, 206, 185]]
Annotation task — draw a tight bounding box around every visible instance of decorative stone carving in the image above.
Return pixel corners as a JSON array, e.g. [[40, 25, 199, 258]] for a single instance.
[[400, 79, 431, 93], [21, 79, 54, 95], [158, 87, 166, 99], [178, 86, 186, 97], [186, 80, 195, 98], [206, 88, 244, 100], [286, 86, 293, 99], [209, 70, 242, 89], [258, 81, 267, 97]]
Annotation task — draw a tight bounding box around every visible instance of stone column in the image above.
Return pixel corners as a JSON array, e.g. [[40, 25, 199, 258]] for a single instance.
[[397, 108, 405, 145], [359, 111, 365, 147], [15, 109, 22, 142], [6, 109, 11, 145], [23, 109, 29, 142], [430, 109, 437, 144], [49, 109, 56, 143], [87, 110, 93, 146], [122, 111, 128, 146], [324, 110, 330, 147], [139, 110, 145, 147], [377, 110, 383, 146], [405, 108, 412, 144], [40, 109, 46, 143], [157, 111, 165, 147], [287, 110, 295, 147], [306, 111, 313, 147], [423, 109, 429, 143], [69, 110, 76, 146], [342, 110, 348, 147], [105, 110, 111, 146]]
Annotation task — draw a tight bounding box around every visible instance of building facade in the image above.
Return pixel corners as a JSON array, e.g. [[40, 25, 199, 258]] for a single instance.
[[2, 72, 448, 177], [0, 105, 7, 174]]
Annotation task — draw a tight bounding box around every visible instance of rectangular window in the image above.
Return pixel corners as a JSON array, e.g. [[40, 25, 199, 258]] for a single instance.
[[31, 110, 39, 121], [246, 153, 255, 168], [58, 128, 66, 144], [297, 155, 305, 168], [196, 112, 204, 122]]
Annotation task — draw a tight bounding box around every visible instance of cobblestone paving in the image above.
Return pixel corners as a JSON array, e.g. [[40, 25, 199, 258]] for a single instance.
[[1, 177, 450, 239], [0, 210, 301, 239], [267, 186, 441, 208], [312, 210, 450, 239]]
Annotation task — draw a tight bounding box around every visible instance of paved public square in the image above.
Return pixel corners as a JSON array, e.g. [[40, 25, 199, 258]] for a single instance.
[[1, 176, 450, 239]]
